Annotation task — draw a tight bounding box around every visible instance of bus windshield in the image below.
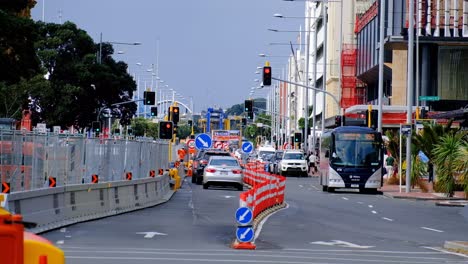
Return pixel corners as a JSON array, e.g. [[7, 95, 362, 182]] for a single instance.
[[331, 133, 381, 167]]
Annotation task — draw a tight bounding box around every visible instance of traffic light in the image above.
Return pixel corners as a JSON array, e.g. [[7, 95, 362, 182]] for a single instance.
[[294, 132, 302, 143], [263, 66, 272, 86], [172, 106, 180, 123], [420, 107, 428, 119], [247, 111, 254, 120], [150, 106, 158, 117], [188, 120, 193, 126], [365, 110, 378, 129], [92, 121, 101, 134], [241, 118, 247, 126], [159, 121, 174, 139], [244, 99, 253, 113], [143, 91, 155, 105]]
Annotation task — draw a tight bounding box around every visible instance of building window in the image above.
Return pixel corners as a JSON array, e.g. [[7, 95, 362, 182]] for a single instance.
[[438, 47, 468, 100]]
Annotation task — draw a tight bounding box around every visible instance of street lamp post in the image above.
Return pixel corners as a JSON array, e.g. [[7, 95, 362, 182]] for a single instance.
[[98, 33, 142, 64]]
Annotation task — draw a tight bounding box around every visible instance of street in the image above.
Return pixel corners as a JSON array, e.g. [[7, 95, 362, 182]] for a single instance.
[[42, 177, 468, 264]]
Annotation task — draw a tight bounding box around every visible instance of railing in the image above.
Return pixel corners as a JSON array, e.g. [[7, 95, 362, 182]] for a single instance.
[[0, 130, 169, 193]]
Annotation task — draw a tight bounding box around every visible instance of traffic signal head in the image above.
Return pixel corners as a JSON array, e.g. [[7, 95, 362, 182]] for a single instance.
[[247, 111, 254, 120], [172, 106, 180, 123], [365, 110, 378, 129], [262, 66, 272, 86], [188, 120, 193, 126], [143, 91, 156, 105], [241, 118, 247, 126], [92, 121, 101, 133], [159, 121, 174, 139], [335, 115, 342, 127], [294, 132, 301, 143], [244, 99, 253, 113], [150, 106, 158, 117]]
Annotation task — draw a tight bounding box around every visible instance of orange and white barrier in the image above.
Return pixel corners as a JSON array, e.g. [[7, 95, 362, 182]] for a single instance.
[[232, 162, 286, 249]]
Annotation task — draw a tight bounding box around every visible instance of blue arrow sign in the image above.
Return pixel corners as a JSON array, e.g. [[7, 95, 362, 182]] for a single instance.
[[195, 133, 212, 150], [242, 142, 253, 154], [235, 207, 253, 226], [236, 226, 254, 243]]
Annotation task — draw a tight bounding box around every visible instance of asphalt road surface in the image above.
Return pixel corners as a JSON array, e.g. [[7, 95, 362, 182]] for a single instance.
[[42, 177, 468, 264]]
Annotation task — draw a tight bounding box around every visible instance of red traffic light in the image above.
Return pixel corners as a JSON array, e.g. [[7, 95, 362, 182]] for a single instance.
[[263, 68, 270, 74], [166, 123, 171, 129]]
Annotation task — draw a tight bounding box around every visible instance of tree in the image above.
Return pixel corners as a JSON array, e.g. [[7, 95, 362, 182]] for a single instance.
[[31, 22, 137, 128], [130, 117, 158, 138], [225, 103, 244, 116]]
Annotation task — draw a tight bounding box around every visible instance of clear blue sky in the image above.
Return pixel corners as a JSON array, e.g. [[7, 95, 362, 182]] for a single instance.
[[31, 0, 304, 112]]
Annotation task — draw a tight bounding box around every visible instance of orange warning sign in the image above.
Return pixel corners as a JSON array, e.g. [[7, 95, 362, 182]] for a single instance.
[[149, 170, 156, 178], [126, 172, 132, 180], [92, 174, 99, 184], [1, 182, 10, 194], [48, 177, 56, 188]]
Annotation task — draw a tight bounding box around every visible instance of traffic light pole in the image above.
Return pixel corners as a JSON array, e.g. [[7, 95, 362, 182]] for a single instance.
[[271, 77, 341, 122]]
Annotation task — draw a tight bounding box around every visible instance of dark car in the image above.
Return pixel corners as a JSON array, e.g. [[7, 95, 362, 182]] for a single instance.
[[192, 148, 231, 184]]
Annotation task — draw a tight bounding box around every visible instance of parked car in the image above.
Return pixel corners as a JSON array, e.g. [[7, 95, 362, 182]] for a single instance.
[[278, 150, 308, 177], [192, 149, 231, 184], [202, 156, 244, 191]]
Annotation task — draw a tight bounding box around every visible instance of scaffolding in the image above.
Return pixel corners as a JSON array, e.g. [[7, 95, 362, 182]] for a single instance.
[[341, 44, 366, 109]]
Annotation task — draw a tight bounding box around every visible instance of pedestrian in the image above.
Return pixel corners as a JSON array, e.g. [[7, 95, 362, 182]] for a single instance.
[[385, 153, 395, 178], [308, 152, 318, 174]]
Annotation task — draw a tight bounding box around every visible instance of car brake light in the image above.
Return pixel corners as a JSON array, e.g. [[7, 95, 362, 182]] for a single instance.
[[205, 168, 216, 173], [232, 169, 242, 174]]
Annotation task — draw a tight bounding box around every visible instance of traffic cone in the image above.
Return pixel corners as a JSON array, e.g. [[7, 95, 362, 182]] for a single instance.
[[187, 168, 193, 177], [231, 240, 256, 250]]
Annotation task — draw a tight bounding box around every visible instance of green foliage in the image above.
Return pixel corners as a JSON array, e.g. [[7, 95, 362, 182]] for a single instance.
[[244, 125, 258, 142], [432, 132, 466, 197], [130, 117, 158, 138], [176, 124, 192, 139], [225, 104, 244, 116]]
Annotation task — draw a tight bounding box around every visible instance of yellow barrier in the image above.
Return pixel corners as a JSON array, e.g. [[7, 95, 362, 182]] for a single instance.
[[169, 168, 181, 190], [24, 232, 65, 264]]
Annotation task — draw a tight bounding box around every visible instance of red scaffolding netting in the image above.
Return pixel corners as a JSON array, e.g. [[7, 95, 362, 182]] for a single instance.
[[341, 44, 366, 109]]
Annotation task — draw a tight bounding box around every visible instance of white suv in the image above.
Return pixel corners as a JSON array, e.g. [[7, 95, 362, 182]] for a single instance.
[[279, 150, 308, 177]]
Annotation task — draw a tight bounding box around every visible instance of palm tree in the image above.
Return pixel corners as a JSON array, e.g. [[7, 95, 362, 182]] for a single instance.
[[452, 134, 468, 198], [432, 132, 466, 197]]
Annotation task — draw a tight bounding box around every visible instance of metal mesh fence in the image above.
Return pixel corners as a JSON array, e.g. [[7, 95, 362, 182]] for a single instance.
[[0, 130, 169, 193]]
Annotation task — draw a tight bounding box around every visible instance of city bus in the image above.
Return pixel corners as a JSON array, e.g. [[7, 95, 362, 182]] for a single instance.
[[319, 126, 384, 193]]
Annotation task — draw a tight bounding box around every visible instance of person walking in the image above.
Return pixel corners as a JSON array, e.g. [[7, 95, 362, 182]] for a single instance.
[[385, 153, 395, 178], [308, 152, 318, 175]]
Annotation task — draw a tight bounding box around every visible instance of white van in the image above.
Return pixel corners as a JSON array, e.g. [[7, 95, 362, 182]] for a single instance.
[[257, 145, 276, 162]]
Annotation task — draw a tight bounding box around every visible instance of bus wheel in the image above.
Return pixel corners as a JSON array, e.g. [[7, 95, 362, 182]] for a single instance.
[[322, 185, 328, 192], [327, 187, 335, 193]]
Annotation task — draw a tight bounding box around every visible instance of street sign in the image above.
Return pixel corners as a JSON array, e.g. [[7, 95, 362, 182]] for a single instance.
[[195, 133, 212, 150], [283, 142, 290, 149], [214, 141, 223, 149], [187, 139, 195, 150], [235, 207, 253, 226], [419, 96, 440, 101], [401, 124, 412, 136], [241, 142, 253, 154], [236, 226, 254, 243]]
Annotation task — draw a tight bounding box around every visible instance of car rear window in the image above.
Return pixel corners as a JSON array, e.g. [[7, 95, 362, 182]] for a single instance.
[[204, 152, 230, 158], [283, 153, 304, 160], [210, 159, 239, 166]]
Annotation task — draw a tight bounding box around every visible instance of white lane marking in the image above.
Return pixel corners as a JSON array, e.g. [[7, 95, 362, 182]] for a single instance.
[[60, 228, 67, 233], [368, 205, 374, 208], [223, 195, 234, 198], [342, 197, 349, 201], [299, 185, 304, 188], [254, 203, 289, 240], [382, 217, 394, 222], [310, 240, 374, 249], [423, 246, 468, 258], [65, 235, 72, 238], [421, 227, 444, 233], [311, 185, 319, 190], [136, 231, 168, 238], [56, 240, 64, 245], [357, 202, 364, 204], [371, 210, 378, 214]]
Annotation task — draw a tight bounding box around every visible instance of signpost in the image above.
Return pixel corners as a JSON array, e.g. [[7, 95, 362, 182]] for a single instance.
[[241, 142, 253, 154], [195, 133, 212, 150], [399, 123, 412, 192], [235, 207, 253, 226], [418, 96, 440, 101]]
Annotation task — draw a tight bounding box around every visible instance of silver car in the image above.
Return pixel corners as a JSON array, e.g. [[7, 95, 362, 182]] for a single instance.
[[203, 156, 244, 191]]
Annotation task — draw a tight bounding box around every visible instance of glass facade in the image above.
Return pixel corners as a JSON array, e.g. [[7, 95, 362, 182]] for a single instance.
[[438, 47, 468, 100]]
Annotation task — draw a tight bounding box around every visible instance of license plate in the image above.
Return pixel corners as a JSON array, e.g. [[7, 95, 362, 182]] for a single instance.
[[351, 184, 359, 188], [220, 171, 228, 175]]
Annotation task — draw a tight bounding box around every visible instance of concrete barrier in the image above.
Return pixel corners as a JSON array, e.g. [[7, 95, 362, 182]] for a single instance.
[[5, 174, 174, 234]]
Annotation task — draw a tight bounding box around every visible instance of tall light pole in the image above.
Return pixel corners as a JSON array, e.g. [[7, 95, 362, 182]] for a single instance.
[[98, 33, 142, 64], [406, 0, 415, 193], [377, 0, 386, 132]]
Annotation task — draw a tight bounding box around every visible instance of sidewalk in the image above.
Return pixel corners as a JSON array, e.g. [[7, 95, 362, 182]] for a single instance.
[[379, 183, 467, 207]]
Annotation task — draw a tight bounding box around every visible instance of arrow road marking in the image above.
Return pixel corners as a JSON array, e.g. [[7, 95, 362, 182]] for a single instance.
[[136, 232, 168, 238], [197, 137, 209, 147], [310, 240, 374, 249], [240, 228, 252, 240], [239, 209, 251, 222]]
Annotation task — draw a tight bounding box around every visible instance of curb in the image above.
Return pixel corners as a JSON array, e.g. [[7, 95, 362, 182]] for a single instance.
[[383, 192, 467, 201], [436, 201, 467, 207], [444, 241, 468, 255]]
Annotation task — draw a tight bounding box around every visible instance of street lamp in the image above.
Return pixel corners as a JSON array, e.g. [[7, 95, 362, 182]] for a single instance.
[[98, 32, 142, 64]]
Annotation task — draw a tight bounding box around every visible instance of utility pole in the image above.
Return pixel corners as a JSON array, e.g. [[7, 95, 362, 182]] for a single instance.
[[406, 0, 415, 193]]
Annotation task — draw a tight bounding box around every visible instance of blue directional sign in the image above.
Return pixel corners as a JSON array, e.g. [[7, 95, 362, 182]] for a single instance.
[[241, 141, 253, 154], [195, 133, 212, 150], [236, 226, 254, 243], [235, 207, 253, 226]]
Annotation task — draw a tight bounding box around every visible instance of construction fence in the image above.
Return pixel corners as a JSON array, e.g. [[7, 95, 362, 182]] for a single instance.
[[0, 130, 170, 193]]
